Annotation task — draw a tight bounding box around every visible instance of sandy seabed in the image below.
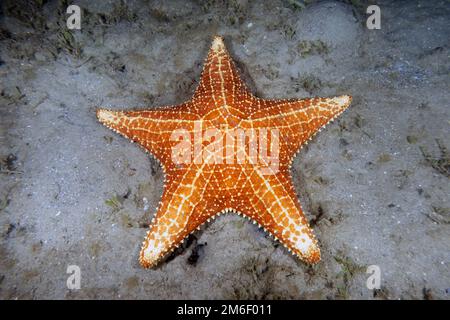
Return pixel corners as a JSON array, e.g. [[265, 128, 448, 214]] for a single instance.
[[0, 0, 449, 299]]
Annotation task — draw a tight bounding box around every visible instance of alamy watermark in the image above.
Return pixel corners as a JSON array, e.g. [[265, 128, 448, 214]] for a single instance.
[[66, 265, 81, 290], [366, 265, 381, 290], [366, 5, 381, 30], [171, 122, 280, 175], [66, 5, 81, 30]]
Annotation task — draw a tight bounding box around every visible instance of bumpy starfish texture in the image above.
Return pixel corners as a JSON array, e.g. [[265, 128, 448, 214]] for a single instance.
[[97, 36, 351, 268]]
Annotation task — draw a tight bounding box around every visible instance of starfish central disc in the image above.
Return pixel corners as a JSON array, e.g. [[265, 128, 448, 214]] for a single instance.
[[97, 36, 351, 268]]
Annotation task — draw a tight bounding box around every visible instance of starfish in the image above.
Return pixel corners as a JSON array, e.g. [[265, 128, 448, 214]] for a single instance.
[[97, 36, 351, 268]]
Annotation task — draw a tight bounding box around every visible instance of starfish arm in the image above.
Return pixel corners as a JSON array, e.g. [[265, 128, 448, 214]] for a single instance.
[[96, 104, 199, 166], [247, 95, 352, 160], [139, 168, 217, 268], [192, 36, 252, 111], [235, 169, 321, 263]]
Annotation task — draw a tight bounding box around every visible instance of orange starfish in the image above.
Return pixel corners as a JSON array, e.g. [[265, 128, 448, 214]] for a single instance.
[[97, 36, 351, 268]]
